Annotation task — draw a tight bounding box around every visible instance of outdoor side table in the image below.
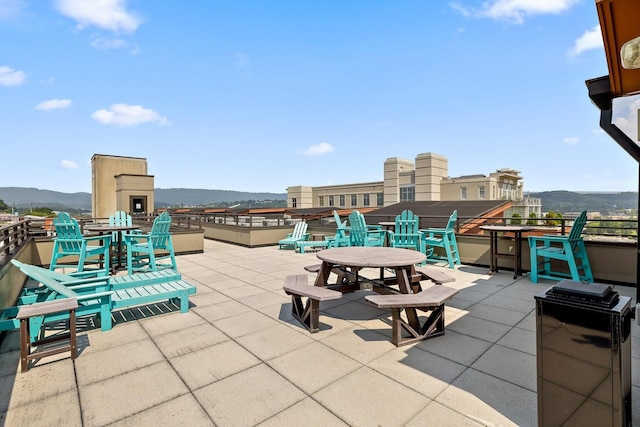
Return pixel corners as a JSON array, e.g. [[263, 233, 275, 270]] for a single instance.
[[480, 225, 534, 279], [17, 298, 79, 373]]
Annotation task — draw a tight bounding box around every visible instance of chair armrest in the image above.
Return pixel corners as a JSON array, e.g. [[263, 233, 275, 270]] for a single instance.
[[528, 235, 571, 244], [74, 291, 113, 303], [84, 234, 112, 245]]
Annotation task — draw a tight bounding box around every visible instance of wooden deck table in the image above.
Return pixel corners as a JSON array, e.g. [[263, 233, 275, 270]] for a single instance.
[[314, 246, 442, 342], [314, 246, 426, 294], [480, 225, 534, 279], [85, 224, 140, 274], [378, 221, 396, 246]]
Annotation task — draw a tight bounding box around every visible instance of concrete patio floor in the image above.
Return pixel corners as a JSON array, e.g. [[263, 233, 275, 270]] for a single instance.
[[1, 239, 639, 426]]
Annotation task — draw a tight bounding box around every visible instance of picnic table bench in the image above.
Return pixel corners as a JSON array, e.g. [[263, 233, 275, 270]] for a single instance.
[[365, 285, 459, 346], [283, 274, 342, 333]]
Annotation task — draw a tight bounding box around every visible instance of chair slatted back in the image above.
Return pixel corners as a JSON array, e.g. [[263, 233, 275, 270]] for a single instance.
[[568, 210, 588, 242], [333, 211, 346, 229], [348, 211, 368, 246], [393, 210, 420, 247], [53, 212, 84, 252], [445, 210, 457, 232], [148, 211, 173, 250], [291, 221, 308, 239], [109, 211, 132, 227]]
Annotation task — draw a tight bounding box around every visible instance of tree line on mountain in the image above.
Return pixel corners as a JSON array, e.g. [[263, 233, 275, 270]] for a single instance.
[[1, 189, 638, 216]]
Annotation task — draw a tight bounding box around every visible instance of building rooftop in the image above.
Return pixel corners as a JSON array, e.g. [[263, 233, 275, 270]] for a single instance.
[[1, 239, 638, 426]]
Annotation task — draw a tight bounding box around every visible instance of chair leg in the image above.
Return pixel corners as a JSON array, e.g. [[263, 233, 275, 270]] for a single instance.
[[575, 241, 594, 282], [530, 247, 539, 283]]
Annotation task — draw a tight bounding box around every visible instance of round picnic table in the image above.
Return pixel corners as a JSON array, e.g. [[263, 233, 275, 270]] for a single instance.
[[313, 246, 426, 294]]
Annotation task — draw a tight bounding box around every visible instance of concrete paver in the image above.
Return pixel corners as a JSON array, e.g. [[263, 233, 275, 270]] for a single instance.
[[1, 238, 639, 426]]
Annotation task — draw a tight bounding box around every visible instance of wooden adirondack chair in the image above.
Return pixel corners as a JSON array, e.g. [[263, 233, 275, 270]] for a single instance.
[[421, 210, 460, 269], [348, 211, 385, 247], [326, 211, 351, 248], [278, 221, 309, 249], [123, 211, 177, 275], [388, 210, 431, 257], [49, 212, 111, 276], [528, 210, 593, 283]]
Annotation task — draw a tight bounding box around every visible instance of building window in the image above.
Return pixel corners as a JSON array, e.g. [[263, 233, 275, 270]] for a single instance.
[[328, 195, 334, 206], [318, 196, 324, 207], [400, 186, 415, 202], [478, 186, 485, 199], [351, 194, 357, 206], [363, 194, 370, 206], [291, 198, 297, 208], [339, 195, 345, 207], [377, 193, 384, 206], [461, 187, 467, 200]]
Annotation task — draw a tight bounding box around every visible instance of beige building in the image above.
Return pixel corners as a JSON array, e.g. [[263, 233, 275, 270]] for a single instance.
[[287, 152, 541, 217], [91, 154, 155, 218]]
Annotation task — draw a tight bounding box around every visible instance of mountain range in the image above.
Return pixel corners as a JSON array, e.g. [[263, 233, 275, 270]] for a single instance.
[[0, 187, 287, 211], [0, 187, 636, 214]]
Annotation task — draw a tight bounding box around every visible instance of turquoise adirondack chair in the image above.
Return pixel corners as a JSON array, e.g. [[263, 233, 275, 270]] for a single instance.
[[108, 210, 136, 263], [528, 210, 593, 283], [421, 210, 460, 269], [348, 211, 385, 247], [49, 212, 111, 276], [388, 210, 431, 258], [279, 221, 309, 249], [123, 211, 177, 274], [11, 259, 196, 342], [326, 211, 351, 248]]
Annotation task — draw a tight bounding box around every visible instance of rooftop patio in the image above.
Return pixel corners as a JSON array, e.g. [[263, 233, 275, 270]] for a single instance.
[[1, 238, 639, 426]]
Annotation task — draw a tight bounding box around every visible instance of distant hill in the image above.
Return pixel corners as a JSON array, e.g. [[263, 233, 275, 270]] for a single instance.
[[0, 187, 287, 212], [527, 191, 637, 214], [154, 188, 286, 207], [0, 187, 636, 215]]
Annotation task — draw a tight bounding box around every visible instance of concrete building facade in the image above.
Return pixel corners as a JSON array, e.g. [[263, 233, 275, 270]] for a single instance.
[[91, 154, 155, 218], [286, 152, 541, 217]]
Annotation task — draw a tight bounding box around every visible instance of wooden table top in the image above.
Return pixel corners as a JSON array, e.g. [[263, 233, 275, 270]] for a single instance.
[[85, 224, 140, 232], [316, 246, 425, 268], [480, 225, 535, 232]]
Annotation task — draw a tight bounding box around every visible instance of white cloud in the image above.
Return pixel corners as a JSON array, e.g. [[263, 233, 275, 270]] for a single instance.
[[452, 0, 580, 24], [563, 136, 579, 145], [60, 159, 78, 169], [90, 35, 128, 50], [568, 25, 603, 57], [92, 103, 169, 127], [55, 0, 142, 33], [304, 142, 334, 156], [35, 98, 72, 111], [0, 65, 25, 86]]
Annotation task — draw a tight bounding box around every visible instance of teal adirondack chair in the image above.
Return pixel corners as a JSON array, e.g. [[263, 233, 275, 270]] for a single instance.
[[49, 212, 111, 276], [388, 210, 431, 258], [348, 211, 385, 247], [11, 259, 196, 342], [326, 211, 351, 248], [528, 210, 593, 283], [421, 210, 460, 269], [279, 221, 309, 249], [108, 210, 136, 263], [123, 211, 177, 274]]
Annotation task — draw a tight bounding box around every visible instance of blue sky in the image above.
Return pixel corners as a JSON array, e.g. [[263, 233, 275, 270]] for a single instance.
[[1, 0, 639, 194]]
